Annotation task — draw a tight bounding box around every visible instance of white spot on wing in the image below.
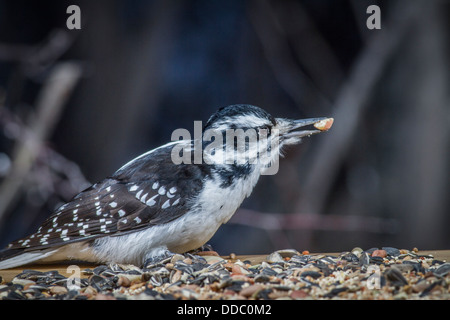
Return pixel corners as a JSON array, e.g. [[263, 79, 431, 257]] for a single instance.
[[146, 194, 158, 206], [162, 199, 171, 209]]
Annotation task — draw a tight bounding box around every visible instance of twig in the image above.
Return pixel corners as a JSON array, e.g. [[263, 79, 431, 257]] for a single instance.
[[248, 0, 331, 110], [231, 208, 398, 234], [272, 1, 346, 100], [0, 62, 82, 225], [296, 0, 426, 214], [0, 105, 90, 199], [0, 29, 76, 69]]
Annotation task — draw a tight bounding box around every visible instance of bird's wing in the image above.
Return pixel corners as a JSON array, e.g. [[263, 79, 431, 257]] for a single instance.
[[7, 141, 211, 251]]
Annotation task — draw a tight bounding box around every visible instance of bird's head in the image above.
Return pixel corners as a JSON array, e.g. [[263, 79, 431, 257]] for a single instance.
[[202, 104, 333, 171]]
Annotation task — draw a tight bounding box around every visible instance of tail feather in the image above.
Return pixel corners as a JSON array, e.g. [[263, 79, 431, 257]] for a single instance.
[[0, 247, 58, 270]]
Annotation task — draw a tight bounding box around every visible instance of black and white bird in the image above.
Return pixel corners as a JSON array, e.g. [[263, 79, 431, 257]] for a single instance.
[[0, 104, 333, 269]]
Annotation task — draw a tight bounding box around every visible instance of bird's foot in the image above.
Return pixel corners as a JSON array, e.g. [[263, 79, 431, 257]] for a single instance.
[[188, 243, 219, 256], [142, 248, 175, 269], [198, 243, 215, 252], [143, 245, 219, 269]]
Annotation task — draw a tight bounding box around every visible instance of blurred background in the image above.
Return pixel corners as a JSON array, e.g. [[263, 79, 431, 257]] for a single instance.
[[0, 0, 448, 255]]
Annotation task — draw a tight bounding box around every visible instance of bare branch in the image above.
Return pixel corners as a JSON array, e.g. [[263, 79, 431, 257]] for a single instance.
[[0, 62, 82, 224], [248, 0, 331, 110], [272, 1, 346, 100], [231, 208, 398, 234], [296, 1, 426, 214]]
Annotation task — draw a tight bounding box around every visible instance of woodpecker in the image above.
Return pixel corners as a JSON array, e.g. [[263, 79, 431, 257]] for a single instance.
[[0, 104, 333, 269]]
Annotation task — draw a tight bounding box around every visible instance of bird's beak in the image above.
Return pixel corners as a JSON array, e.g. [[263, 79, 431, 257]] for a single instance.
[[279, 117, 334, 140]]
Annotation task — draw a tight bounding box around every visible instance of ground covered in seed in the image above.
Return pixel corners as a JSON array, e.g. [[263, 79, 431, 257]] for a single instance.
[[1, 247, 449, 300]]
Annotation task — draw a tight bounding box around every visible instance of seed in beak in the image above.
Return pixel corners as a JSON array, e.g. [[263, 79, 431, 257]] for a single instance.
[[313, 118, 334, 131]]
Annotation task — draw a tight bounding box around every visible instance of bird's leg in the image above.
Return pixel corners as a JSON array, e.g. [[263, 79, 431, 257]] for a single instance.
[[190, 243, 215, 253], [142, 247, 175, 268], [187, 243, 220, 257]]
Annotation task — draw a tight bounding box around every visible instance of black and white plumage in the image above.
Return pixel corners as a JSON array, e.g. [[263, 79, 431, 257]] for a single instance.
[[0, 104, 332, 269]]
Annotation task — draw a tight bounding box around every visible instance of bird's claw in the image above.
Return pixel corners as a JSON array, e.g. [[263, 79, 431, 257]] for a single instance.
[[142, 249, 175, 268]]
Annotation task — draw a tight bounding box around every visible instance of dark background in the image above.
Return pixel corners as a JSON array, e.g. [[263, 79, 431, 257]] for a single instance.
[[0, 0, 448, 255]]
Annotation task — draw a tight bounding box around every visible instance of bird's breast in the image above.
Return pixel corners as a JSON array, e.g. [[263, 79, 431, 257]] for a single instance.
[[195, 170, 261, 225]]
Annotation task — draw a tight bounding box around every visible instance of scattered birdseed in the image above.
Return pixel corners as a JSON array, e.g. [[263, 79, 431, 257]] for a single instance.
[[0, 247, 449, 300]]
